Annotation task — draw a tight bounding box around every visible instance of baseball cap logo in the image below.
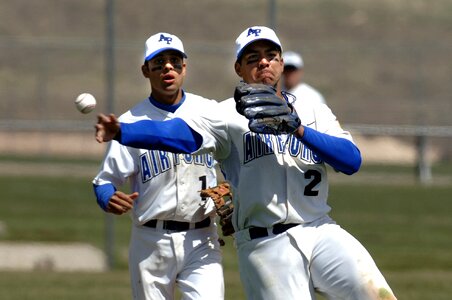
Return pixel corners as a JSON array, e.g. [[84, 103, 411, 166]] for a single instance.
[[247, 28, 262, 37], [158, 34, 173, 44]]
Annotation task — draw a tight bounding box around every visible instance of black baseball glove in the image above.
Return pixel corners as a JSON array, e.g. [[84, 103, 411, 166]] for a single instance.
[[234, 82, 301, 135]]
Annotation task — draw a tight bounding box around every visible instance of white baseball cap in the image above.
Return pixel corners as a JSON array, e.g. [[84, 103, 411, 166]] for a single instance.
[[235, 26, 282, 60], [282, 51, 304, 69], [144, 32, 187, 62]]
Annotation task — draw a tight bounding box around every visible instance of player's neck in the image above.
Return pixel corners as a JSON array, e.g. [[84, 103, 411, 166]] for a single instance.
[[151, 89, 183, 106], [274, 81, 283, 98]]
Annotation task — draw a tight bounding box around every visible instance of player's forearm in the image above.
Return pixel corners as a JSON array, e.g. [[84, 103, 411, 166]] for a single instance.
[[115, 118, 203, 153], [297, 126, 361, 175], [93, 183, 116, 211]]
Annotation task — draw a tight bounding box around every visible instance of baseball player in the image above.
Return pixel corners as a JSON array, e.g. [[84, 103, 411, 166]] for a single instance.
[[95, 26, 397, 299], [92, 32, 224, 300], [282, 50, 327, 106]]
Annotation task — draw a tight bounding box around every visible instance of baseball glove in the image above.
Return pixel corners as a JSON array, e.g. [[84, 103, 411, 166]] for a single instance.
[[200, 182, 234, 240], [234, 82, 301, 135]]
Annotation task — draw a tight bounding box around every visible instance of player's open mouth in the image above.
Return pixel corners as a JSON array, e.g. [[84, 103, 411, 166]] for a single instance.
[[162, 74, 176, 84]]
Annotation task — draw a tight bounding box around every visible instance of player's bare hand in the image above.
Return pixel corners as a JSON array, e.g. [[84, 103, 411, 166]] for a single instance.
[[106, 191, 139, 215], [95, 113, 120, 143]]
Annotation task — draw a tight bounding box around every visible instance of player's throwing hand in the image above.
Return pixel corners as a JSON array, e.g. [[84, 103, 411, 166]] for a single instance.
[[106, 191, 139, 215], [95, 113, 120, 143]]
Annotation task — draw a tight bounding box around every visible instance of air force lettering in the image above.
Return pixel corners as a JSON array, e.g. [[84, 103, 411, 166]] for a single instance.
[[140, 150, 214, 183], [242, 132, 322, 164]]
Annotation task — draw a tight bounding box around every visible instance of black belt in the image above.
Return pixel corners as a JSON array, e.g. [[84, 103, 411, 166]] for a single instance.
[[249, 223, 299, 240], [143, 217, 211, 232]]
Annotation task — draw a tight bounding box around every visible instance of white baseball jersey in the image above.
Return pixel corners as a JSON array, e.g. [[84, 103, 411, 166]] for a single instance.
[[93, 93, 218, 226], [288, 82, 326, 106], [186, 95, 353, 231], [183, 96, 396, 299]]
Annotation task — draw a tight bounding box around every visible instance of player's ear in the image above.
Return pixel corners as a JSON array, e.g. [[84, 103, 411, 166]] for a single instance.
[[141, 63, 150, 78], [234, 62, 242, 77], [182, 62, 187, 74]]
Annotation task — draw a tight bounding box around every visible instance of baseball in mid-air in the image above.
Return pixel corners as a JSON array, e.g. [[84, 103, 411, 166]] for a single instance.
[[75, 93, 97, 114]]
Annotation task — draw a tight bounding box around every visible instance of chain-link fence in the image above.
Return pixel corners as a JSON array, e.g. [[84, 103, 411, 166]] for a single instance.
[[1, 0, 451, 166]]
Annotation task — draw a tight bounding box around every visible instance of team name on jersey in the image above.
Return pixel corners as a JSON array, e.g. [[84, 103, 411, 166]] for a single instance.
[[139, 150, 214, 183], [243, 132, 322, 165]]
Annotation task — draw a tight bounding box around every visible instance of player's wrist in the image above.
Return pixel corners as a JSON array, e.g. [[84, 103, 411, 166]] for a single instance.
[[294, 125, 305, 139], [113, 127, 122, 142]]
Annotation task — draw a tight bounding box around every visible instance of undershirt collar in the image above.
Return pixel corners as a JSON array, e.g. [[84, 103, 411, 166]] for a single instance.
[[148, 90, 186, 113]]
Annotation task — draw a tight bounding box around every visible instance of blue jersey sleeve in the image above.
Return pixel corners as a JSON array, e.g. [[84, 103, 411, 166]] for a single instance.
[[93, 183, 116, 211], [300, 126, 361, 175], [116, 118, 202, 153]]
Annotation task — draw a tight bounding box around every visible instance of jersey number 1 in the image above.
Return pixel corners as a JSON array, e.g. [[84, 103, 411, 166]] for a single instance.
[[199, 175, 207, 200]]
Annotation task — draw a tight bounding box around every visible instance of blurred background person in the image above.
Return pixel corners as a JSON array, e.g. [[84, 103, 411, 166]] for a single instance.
[[282, 51, 327, 106]]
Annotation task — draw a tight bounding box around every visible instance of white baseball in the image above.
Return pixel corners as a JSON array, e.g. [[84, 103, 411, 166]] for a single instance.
[[75, 93, 97, 114]]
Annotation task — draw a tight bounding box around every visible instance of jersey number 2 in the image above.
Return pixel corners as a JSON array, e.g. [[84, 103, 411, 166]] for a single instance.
[[304, 169, 321, 196]]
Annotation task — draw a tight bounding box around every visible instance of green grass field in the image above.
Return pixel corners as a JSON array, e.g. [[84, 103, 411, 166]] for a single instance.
[[0, 162, 451, 299]]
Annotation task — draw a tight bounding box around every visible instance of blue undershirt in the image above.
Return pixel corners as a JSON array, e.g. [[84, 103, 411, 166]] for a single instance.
[[94, 183, 116, 211], [300, 126, 361, 175]]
